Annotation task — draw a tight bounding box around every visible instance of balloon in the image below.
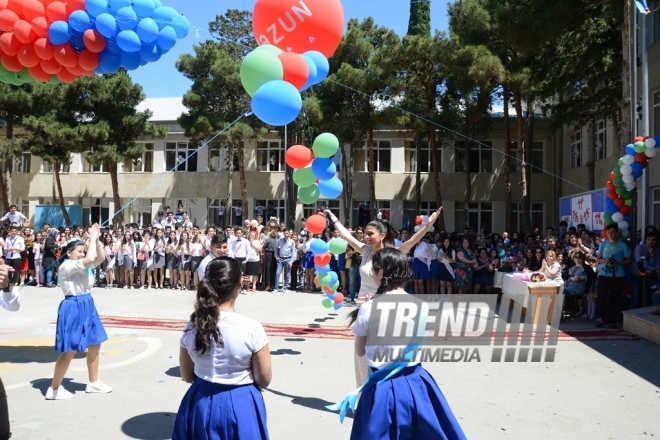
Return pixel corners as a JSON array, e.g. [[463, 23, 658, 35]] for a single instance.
[[328, 271, 338, 286], [613, 167, 622, 177], [304, 51, 329, 83], [28, 63, 51, 81], [17, 45, 39, 67], [253, 0, 344, 58], [69, 10, 92, 32], [619, 164, 632, 176], [0, 10, 19, 31], [40, 57, 62, 74], [155, 25, 177, 50], [251, 80, 302, 126], [310, 238, 329, 255], [614, 196, 625, 208], [333, 303, 343, 310], [315, 264, 330, 274], [85, 0, 107, 17], [606, 189, 616, 200], [152, 6, 177, 28], [53, 44, 78, 67], [255, 44, 283, 56], [645, 137, 657, 148], [328, 238, 347, 255], [285, 145, 313, 169], [278, 51, 308, 90], [23, 0, 45, 22], [99, 51, 120, 73], [70, 30, 85, 51], [321, 298, 333, 308], [49, 20, 71, 45], [139, 42, 162, 62], [611, 212, 623, 223], [0, 33, 21, 56], [132, 0, 155, 18], [117, 30, 141, 52], [46, 2, 67, 22], [606, 180, 615, 190], [312, 133, 339, 158], [618, 221, 629, 231], [292, 166, 316, 187], [78, 49, 99, 70], [613, 177, 624, 187], [136, 17, 159, 43], [298, 184, 320, 204], [615, 187, 628, 196], [83, 29, 106, 52], [56, 67, 79, 83], [619, 205, 631, 216], [634, 152, 646, 163], [634, 136, 644, 142], [118, 50, 140, 70], [300, 54, 317, 91], [646, 147, 658, 158], [306, 214, 326, 235], [311, 157, 336, 181], [108, 0, 131, 14], [317, 177, 343, 199], [116, 7, 138, 31], [313, 252, 331, 266], [95, 13, 117, 38], [1, 55, 22, 72], [32, 16, 48, 38], [622, 154, 635, 165], [323, 285, 337, 295], [631, 162, 643, 175], [14, 20, 36, 43], [634, 141, 646, 153], [317, 272, 332, 286], [415, 215, 422, 225], [625, 144, 635, 155], [171, 14, 189, 39], [66, 0, 86, 14], [240, 49, 284, 97], [333, 292, 344, 304]]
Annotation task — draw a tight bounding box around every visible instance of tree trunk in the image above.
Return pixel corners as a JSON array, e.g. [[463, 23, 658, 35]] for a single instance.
[[463, 142, 472, 228], [54, 162, 71, 226], [503, 86, 513, 232], [430, 129, 445, 231], [415, 131, 421, 213], [367, 126, 376, 215], [341, 142, 354, 226], [109, 162, 123, 226], [524, 101, 534, 227], [237, 139, 247, 222], [611, 110, 621, 155], [0, 120, 14, 213], [0, 161, 9, 213], [619, 0, 633, 154], [226, 143, 233, 223], [514, 91, 530, 234], [586, 119, 596, 190]]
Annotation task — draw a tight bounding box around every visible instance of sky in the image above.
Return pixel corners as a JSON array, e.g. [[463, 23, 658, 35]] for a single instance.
[[128, 0, 453, 98]]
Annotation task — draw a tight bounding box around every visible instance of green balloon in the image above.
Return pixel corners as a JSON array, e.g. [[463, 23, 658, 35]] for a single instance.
[[613, 177, 624, 186], [293, 167, 316, 187], [625, 198, 633, 206], [634, 142, 646, 153], [329, 281, 340, 291], [256, 44, 284, 56], [328, 238, 347, 255], [5, 75, 22, 86], [318, 272, 332, 286], [623, 191, 632, 200], [298, 185, 320, 204], [613, 167, 622, 177], [618, 158, 624, 167], [312, 133, 339, 158], [48, 75, 61, 84], [615, 186, 628, 196], [240, 49, 283, 97], [16, 68, 33, 83], [322, 298, 333, 308], [603, 213, 612, 223]]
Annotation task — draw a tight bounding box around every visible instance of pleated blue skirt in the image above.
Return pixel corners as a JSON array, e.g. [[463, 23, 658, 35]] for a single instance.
[[173, 377, 270, 440], [55, 294, 108, 353], [302, 252, 314, 269], [412, 259, 431, 280], [430, 260, 440, 279], [351, 364, 466, 440]]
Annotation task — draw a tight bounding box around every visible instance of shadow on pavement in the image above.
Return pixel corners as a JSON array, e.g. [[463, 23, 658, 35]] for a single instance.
[[31, 377, 87, 395], [270, 348, 301, 355], [264, 388, 353, 419], [121, 412, 176, 440], [0, 346, 85, 364], [165, 366, 181, 378], [283, 338, 306, 342], [579, 340, 660, 387]]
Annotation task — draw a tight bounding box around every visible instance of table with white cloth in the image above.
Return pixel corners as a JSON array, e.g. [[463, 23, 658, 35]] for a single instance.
[[501, 273, 564, 325], [493, 270, 505, 289]]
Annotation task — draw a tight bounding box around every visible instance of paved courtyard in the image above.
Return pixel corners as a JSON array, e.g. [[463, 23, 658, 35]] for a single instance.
[[1, 286, 659, 439]]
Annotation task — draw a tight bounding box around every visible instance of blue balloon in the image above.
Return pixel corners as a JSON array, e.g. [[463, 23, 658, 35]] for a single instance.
[[105, 37, 121, 54], [300, 54, 318, 91], [95, 13, 117, 38], [631, 162, 643, 175], [152, 0, 162, 8], [140, 42, 161, 62], [70, 31, 85, 51], [333, 304, 343, 310], [94, 65, 106, 74], [605, 198, 617, 213], [108, 0, 131, 14], [86, 0, 107, 17], [328, 271, 338, 286], [315, 264, 331, 274], [310, 238, 329, 256], [117, 30, 141, 52], [623, 215, 631, 223], [119, 50, 141, 70], [132, 0, 155, 18], [625, 144, 635, 155], [311, 158, 336, 181], [632, 169, 643, 179], [48, 21, 71, 45], [317, 177, 343, 198], [99, 52, 121, 73], [304, 51, 329, 84], [171, 14, 189, 39], [152, 6, 177, 29], [69, 10, 92, 32], [326, 293, 337, 300], [251, 80, 302, 126], [155, 26, 177, 50], [137, 18, 159, 43], [116, 7, 138, 31], [655, 136, 660, 147]]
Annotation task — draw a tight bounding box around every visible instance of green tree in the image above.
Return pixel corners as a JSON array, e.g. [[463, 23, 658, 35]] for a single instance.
[[407, 0, 431, 37]]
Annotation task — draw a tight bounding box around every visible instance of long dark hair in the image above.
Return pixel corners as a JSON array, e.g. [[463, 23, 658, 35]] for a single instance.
[[188, 257, 242, 355], [348, 248, 414, 325], [366, 219, 395, 247]]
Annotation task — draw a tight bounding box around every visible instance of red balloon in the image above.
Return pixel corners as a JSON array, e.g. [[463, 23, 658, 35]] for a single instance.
[[278, 52, 309, 90], [56, 68, 78, 83], [614, 196, 625, 208], [642, 159, 649, 169], [0, 33, 21, 57], [65, 0, 86, 14], [83, 29, 106, 53], [607, 190, 617, 200], [34, 38, 54, 60], [306, 214, 326, 234], [609, 171, 616, 181], [252, 0, 344, 58], [333, 292, 344, 304], [313, 252, 331, 267], [31, 17, 48, 38], [415, 215, 422, 225], [6, 0, 23, 14], [40, 57, 62, 74], [66, 63, 86, 75], [28, 63, 51, 82], [14, 20, 36, 44], [78, 49, 99, 70], [285, 144, 313, 169], [634, 136, 644, 142], [53, 44, 78, 67], [17, 45, 39, 67], [601, 228, 608, 238], [322, 285, 335, 294], [606, 180, 615, 191], [23, 0, 45, 22], [0, 9, 19, 31], [619, 205, 631, 216], [46, 2, 68, 22], [634, 152, 646, 162], [0, 0, 6, 10], [1, 55, 23, 72]]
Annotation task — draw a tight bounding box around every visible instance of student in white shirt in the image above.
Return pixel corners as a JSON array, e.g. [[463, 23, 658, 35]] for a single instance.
[[152, 228, 167, 289], [218, 202, 226, 229], [234, 206, 243, 226], [0, 262, 18, 438], [197, 235, 229, 281], [173, 257, 271, 440], [3, 226, 24, 286], [190, 233, 206, 289], [0, 205, 28, 227]]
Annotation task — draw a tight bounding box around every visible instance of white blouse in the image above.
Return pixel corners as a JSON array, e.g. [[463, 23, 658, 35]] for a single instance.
[[180, 312, 268, 385], [58, 259, 95, 296]]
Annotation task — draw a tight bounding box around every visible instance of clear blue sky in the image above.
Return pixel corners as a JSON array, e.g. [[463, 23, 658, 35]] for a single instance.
[[128, 0, 452, 98]]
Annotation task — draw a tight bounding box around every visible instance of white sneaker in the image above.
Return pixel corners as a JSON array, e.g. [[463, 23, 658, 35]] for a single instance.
[[45, 386, 75, 400], [86, 381, 113, 394]]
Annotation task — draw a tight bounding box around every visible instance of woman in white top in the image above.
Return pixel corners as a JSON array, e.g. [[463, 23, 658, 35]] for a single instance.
[[121, 232, 135, 289], [325, 207, 442, 387], [541, 250, 564, 283], [152, 229, 166, 289], [138, 231, 154, 289], [102, 234, 116, 288], [46, 224, 113, 400], [177, 231, 192, 290], [173, 257, 271, 439], [33, 231, 44, 287], [330, 248, 466, 439], [245, 230, 262, 292], [190, 233, 206, 289]]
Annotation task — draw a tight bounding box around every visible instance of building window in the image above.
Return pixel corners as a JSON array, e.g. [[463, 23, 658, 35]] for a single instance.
[[513, 202, 545, 233], [595, 121, 607, 161], [208, 199, 223, 226], [654, 91, 660, 136], [123, 143, 154, 173], [304, 200, 340, 226], [166, 142, 198, 172], [12, 152, 31, 173], [167, 199, 197, 224], [570, 131, 582, 168], [352, 200, 391, 228], [43, 161, 70, 173], [402, 201, 437, 218], [82, 198, 110, 226], [454, 202, 493, 234], [653, 188, 660, 227], [12, 197, 30, 219], [127, 198, 152, 227], [209, 144, 239, 172], [455, 142, 493, 173], [509, 142, 544, 173], [83, 149, 109, 172], [254, 199, 285, 223], [404, 140, 440, 173], [258, 141, 284, 172], [354, 141, 391, 172]]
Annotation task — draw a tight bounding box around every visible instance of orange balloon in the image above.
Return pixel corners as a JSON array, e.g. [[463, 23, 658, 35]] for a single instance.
[[285, 144, 313, 169], [46, 1, 68, 22], [83, 29, 106, 53], [40, 57, 62, 74], [66, 63, 86, 75], [14, 20, 36, 44], [78, 49, 99, 70], [1, 55, 23, 72], [65, 0, 86, 14], [278, 52, 309, 90], [17, 45, 40, 67], [0, 10, 20, 32], [252, 0, 344, 58], [34, 38, 54, 60], [306, 214, 326, 234], [333, 292, 344, 304], [28, 63, 51, 82], [53, 44, 78, 67], [0, 33, 21, 57], [23, 0, 45, 22], [57, 68, 78, 83], [31, 17, 49, 38]]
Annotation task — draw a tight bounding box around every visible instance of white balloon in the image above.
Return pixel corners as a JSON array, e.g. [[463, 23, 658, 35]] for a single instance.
[[618, 221, 629, 231], [421, 215, 429, 224], [622, 154, 635, 165], [414, 225, 421, 232], [625, 182, 637, 191], [620, 164, 633, 175], [645, 147, 657, 158], [428, 227, 435, 232], [645, 138, 656, 149], [622, 174, 635, 183], [611, 212, 624, 222], [621, 228, 629, 237]]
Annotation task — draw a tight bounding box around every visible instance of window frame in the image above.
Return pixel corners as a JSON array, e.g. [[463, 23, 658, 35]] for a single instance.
[[570, 131, 583, 168], [404, 140, 439, 173], [303, 200, 340, 225], [352, 200, 391, 228], [166, 142, 198, 172], [127, 198, 152, 227], [123, 143, 154, 173], [42, 161, 70, 173], [512, 202, 545, 232], [455, 141, 493, 173], [12, 152, 31, 173], [354, 140, 391, 173], [257, 141, 285, 172]]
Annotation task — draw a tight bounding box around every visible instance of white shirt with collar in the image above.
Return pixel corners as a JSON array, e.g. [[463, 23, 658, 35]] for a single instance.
[[1, 286, 20, 311], [4, 235, 25, 259], [1, 211, 27, 226]]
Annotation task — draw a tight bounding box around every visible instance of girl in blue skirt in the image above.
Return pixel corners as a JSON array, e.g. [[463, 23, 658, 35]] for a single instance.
[[46, 224, 111, 400], [329, 247, 466, 440], [173, 257, 272, 440]]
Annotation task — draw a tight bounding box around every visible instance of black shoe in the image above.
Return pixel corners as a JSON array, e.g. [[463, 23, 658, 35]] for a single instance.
[[595, 322, 607, 328]]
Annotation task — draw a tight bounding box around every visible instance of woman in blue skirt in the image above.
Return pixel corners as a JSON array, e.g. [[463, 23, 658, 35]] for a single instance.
[[46, 224, 111, 400], [329, 248, 466, 440], [173, 257, 272, 440]]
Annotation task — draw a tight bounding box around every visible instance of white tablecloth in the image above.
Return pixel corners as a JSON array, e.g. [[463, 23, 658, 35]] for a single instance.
[[493, 271, 505, 289], [501, 273, 563, 308]]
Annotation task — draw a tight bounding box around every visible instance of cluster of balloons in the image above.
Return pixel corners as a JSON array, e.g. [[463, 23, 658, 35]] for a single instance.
[[414, 214, 435, 233], [285, 133, 343, 205], [303, 216, 347, 310], [603, 136, 659, 237], [0, 0, 188, 85]]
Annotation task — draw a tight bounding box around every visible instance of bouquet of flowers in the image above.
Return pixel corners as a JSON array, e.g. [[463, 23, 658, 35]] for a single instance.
[[530, 272, 546, 283]]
